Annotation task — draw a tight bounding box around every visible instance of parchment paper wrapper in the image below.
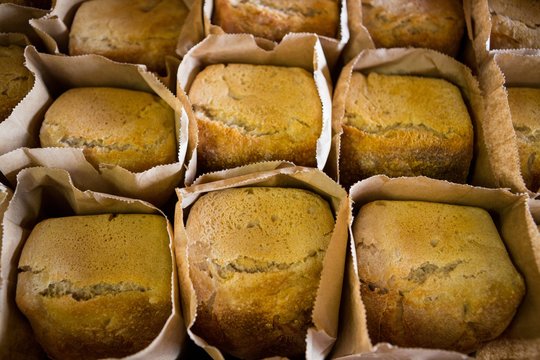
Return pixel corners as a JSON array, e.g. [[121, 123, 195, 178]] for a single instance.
[[477, 51, 540, 196], [340, 0, 375, 66], [174, 162, 349, 360], [331, 175, 540, 359], [28, 0, 192, 90], [464, 0, 540, 67], [0, 167, 185, 359], [0, 3, 48, 49], [0, 182, 12, 275], [177, 33, 334, 186], [0, 46, 192, 206], [0, 33, 40, 156], [330, 48, 489, 187], [177, 0, 350, 70]]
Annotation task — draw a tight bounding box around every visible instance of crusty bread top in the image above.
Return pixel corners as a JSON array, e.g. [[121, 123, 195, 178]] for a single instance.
[[0, 45, 34, 121], [186, 187, 334, 265], [39, 87, 177, 172], [353, 200, 525, 352], [213, 0, 339, 41], [507, 87, 540, 132], [18, 214, 171, 294], [188, 63, 322, 142], [69, 0, 188, 73], [344, 72, 472, 136], [489, 0, 540, 27]]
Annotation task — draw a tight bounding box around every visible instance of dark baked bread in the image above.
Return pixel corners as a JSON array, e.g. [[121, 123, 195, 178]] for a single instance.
[[185, 187, 335, 359], [489, 0, 540, 49], [0, 44, 34, 122]]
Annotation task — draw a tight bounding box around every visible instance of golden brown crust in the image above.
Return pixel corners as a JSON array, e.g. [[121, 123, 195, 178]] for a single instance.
[[507, 87, 540, 192], [340, 72, 473, 188], [489, 0, 540, 49], [16, 214, 172, 360], [0, 45, 34, 123], [186, 187, 335, 359], [353, 200, 525, 353], [39, 87, 177, 172], [188, 63, 322, 173], [213, 0, 339, 42], [69, 0, 188, 74], [362, 0, 465, 57]]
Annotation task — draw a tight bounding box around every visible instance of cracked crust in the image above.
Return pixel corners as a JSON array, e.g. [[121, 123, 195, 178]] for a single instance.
[[213, 0, 339, 41], [185, 187, 334, 359], [489, 0, 540, 49], [0, 45, 34, 123], [353, 200, 525, 353], [188, 63, 322, 173], [16, 214, 172, 360], [362, 0, 465, 57], [39, 87, 177, 172], [339, 72, 473, 188], [69, 0, 188, 74], [507, 87, 540, 192]]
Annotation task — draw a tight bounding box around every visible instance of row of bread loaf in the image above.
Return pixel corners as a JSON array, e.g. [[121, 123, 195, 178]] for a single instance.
[[1, 163, 540, 359]]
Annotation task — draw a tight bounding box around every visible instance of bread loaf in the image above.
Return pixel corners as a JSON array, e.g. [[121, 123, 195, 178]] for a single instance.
[[69, 0, 188, 74], [188, 63, 322, 173], [185, 187, 335, 359], [353, 200, 525, 352], [0, 44, 34, 122], [489, 0, 540, 49], [16, 214, 172, 360], [362, 0, 465, 57], [39, 87, 177, 172], [507, 87, 540, 192], [340, 72, 473, 188], [213, 0, 339, 42]]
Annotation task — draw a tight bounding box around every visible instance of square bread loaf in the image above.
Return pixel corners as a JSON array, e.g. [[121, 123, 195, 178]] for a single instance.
[[39, 87, 177, 173], [489, 0, 540, 50], [16, 214, 172, 359], [69, 0, 188, 74], [213, 0, 339, 42], [340, 72, 473, 188], [185, 187, 335, 359], [0, 44, 34, 123], [353, 200, 525, 353], [188, 63, 322, 173], [507, 87, 540, 192], [362, 0, 465, 57]]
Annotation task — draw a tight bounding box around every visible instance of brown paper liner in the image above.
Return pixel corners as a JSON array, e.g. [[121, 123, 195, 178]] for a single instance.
[[0, 46, 193, 206], [331, 48, 489, 188], [340, 0, 375, 65], [177, 33, 334, 186], [179, 0, 351, 70], [0, 167, 185, 359], [174, 163, 349, 359], [331, 175, 540, 358], [0, 182, 12, 275], [0, 3, 48, 49], [476, 52, 540, 196], [29, 0, 192, 90]]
